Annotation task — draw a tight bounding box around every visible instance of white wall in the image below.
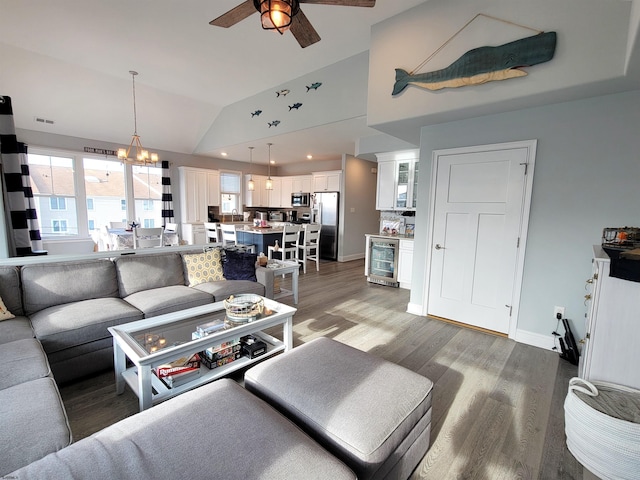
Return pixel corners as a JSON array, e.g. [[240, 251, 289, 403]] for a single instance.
[[410, 90, 640, 345], [367, 0, 634, 144]]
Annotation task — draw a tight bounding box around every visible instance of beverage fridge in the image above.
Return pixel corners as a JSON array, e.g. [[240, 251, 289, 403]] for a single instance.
[[367, 236, 399, 287], [313, 191, 339, 261]]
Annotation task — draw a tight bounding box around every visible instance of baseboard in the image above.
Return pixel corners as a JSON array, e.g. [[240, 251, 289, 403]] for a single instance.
[[406, 302, 423, 316], [514, 329, 555, 350], [339, 253, 364, 262]]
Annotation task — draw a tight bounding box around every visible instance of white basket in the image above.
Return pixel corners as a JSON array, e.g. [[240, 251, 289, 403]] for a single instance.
[[564, 377, 640, 480]]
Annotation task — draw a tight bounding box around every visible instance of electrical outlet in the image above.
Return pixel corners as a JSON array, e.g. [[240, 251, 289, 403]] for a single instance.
[[554, 306, 565, 319]]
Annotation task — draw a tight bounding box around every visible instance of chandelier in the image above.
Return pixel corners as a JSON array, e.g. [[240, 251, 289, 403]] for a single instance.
[[255, 0, 299, 35], [247, 146, 255, 191], [118, 71, 159, 166], [265, 143, 274, 190]]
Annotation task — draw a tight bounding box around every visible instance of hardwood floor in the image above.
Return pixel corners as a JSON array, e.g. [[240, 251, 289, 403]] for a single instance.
[[59, 258, 586, 479]]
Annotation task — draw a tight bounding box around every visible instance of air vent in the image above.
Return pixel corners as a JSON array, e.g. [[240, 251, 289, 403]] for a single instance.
[[34, 116, 55, 125]]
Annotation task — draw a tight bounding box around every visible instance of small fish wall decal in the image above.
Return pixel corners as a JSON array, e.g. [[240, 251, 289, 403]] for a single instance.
[[276, 89, 290, 97], [251, 110, 262, 117], [268, 120, 281, 128], [289, 103, 303, 111], [306, 82, 322, 92]]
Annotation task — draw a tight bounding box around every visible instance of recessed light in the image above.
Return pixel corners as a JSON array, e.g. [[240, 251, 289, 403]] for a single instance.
[[221, 152, 228, 156], [306, 154, 313, 160], [270, 160, 275, 164]]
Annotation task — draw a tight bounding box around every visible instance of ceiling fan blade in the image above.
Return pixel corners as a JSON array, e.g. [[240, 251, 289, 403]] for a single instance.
[[290, 9, 321, 48], [299, 0, 376, 6], [209, 0, 257, 28]]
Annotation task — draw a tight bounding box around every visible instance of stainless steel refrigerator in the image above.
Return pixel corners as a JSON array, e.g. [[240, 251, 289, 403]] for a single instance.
[[313, 191, 339, 260]]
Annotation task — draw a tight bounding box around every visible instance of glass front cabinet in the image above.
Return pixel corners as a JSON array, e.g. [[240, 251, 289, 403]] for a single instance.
[[375, 150, 419, 211]]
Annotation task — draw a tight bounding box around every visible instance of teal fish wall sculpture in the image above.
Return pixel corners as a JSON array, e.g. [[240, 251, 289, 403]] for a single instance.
[[392, 31, 557, 95]]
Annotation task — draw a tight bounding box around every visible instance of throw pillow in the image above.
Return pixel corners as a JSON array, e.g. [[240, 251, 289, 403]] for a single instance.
[[183, 249, 225, 287], [223, 250, 258, 281], [0, 296, 15, 321]]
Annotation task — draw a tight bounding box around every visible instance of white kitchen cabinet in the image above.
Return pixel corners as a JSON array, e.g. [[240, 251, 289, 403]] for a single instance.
[[580, 245, 640, 389], [280, 177, 293, 208], [313, 171, 341, 192], [181, 223, 206, 245], [376, 161, 396, 210], [179, 167, 219, 224], [397, 239, 414, 289], [375, 150, 419, 211], [268, 177, 282, 208], [245, 174, 268, 208], [292, 175, 312, 193]]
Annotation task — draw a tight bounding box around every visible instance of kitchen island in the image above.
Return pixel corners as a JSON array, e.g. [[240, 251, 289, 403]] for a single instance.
[[236, 225, 285, 256]]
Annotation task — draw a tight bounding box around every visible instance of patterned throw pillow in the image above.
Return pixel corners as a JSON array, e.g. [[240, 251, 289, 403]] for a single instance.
[[183, 250, 225, 286], [0, 296, 15, 321]]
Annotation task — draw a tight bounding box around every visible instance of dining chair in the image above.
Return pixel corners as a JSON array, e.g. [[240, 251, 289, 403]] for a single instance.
[[268, 224, 300, 261], [204, 222, 219, 243], [219, 223, 238, 246], [163, 223, 180, 246], [164, 222, 177, 233], [133, 227, 164, 249], [296, 223, 321, 273], [219, 223, 256, 252], [109, 221, 128, 229]]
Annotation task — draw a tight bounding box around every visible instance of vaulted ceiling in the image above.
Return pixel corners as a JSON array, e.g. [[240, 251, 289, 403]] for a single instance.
[[0, 0, 425, 164]]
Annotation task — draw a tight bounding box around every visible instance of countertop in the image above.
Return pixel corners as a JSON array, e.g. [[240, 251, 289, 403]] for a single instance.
[[366, 233, 415, 240]]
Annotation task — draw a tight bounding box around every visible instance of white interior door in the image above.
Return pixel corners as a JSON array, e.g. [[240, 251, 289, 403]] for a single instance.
[[427, 141, 536, 334]]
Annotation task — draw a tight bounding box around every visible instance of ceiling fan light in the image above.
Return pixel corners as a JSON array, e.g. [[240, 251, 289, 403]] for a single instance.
[[258, 0, 295, 34]]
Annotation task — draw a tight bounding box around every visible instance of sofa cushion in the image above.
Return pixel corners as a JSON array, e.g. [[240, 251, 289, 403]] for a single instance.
[[123, 285, 212, 317], [114, 253, 185, 297], [0, 316, 35, 345], [9, 379, 356, 480], [245, 337, 434, 480], [0, 265, 24, 316], [193, 279, 265, 301], [21, 259, 119, 316], [182, 249, 225, 286], [0, 338, 51, 390], [223, 250, 258, 281], [30, 297, 143, 355], [0, 377, 72, 477]]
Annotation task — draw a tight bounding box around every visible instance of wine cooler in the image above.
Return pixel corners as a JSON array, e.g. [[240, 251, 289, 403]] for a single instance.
[[367, 236, 399, 287]]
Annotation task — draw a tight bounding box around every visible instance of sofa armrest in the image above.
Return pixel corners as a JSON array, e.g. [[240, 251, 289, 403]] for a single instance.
[[255, 267, 274, 300]]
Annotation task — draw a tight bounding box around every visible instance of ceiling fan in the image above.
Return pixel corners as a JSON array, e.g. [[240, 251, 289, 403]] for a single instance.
[[210, 0, 376, 48]]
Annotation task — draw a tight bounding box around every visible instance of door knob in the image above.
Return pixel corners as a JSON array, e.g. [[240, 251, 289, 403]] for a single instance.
[[435, 244, 444, 250]]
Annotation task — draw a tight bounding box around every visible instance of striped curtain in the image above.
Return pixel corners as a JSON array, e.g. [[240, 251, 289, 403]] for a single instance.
[[0, 96, 44, 256], [161, 160, 174, 226]]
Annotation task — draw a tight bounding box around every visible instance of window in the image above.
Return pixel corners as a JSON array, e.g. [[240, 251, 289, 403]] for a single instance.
[[28, 153, 78, 236], [220, 171, 241, 214], [143, 218, 155, 228], [52, 219, 68, 233], [50, 197, 67, 210], [133, 165, 162, 230], [83, 158, 126, 236]]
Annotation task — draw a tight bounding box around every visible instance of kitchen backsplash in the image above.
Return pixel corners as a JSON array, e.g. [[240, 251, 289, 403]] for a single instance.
[[379, 211, 415, 236]]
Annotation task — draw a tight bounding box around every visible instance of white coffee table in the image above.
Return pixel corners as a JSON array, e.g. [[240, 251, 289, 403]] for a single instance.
[[108, 297, 296, 411], [266, 259, 300, 304]]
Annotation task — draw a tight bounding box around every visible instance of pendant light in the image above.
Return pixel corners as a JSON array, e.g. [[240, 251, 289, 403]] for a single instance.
[[265, 143, 274, 190], [247, 146, 255, 191], [117, 71, 159, 166]]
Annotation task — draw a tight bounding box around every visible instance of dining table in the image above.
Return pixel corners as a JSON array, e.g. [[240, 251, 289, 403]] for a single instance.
[[107, 228, 179, 250]]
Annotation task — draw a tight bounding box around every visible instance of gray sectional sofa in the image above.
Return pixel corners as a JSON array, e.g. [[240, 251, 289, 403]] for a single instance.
[[0, 248, 275, 475]]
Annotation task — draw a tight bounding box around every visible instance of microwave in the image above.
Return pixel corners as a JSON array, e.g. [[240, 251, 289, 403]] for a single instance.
[[291, 192, 311, 207]]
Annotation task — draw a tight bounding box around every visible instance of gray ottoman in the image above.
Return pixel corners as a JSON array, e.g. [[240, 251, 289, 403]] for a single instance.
[[245, 337, 434, 480]]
